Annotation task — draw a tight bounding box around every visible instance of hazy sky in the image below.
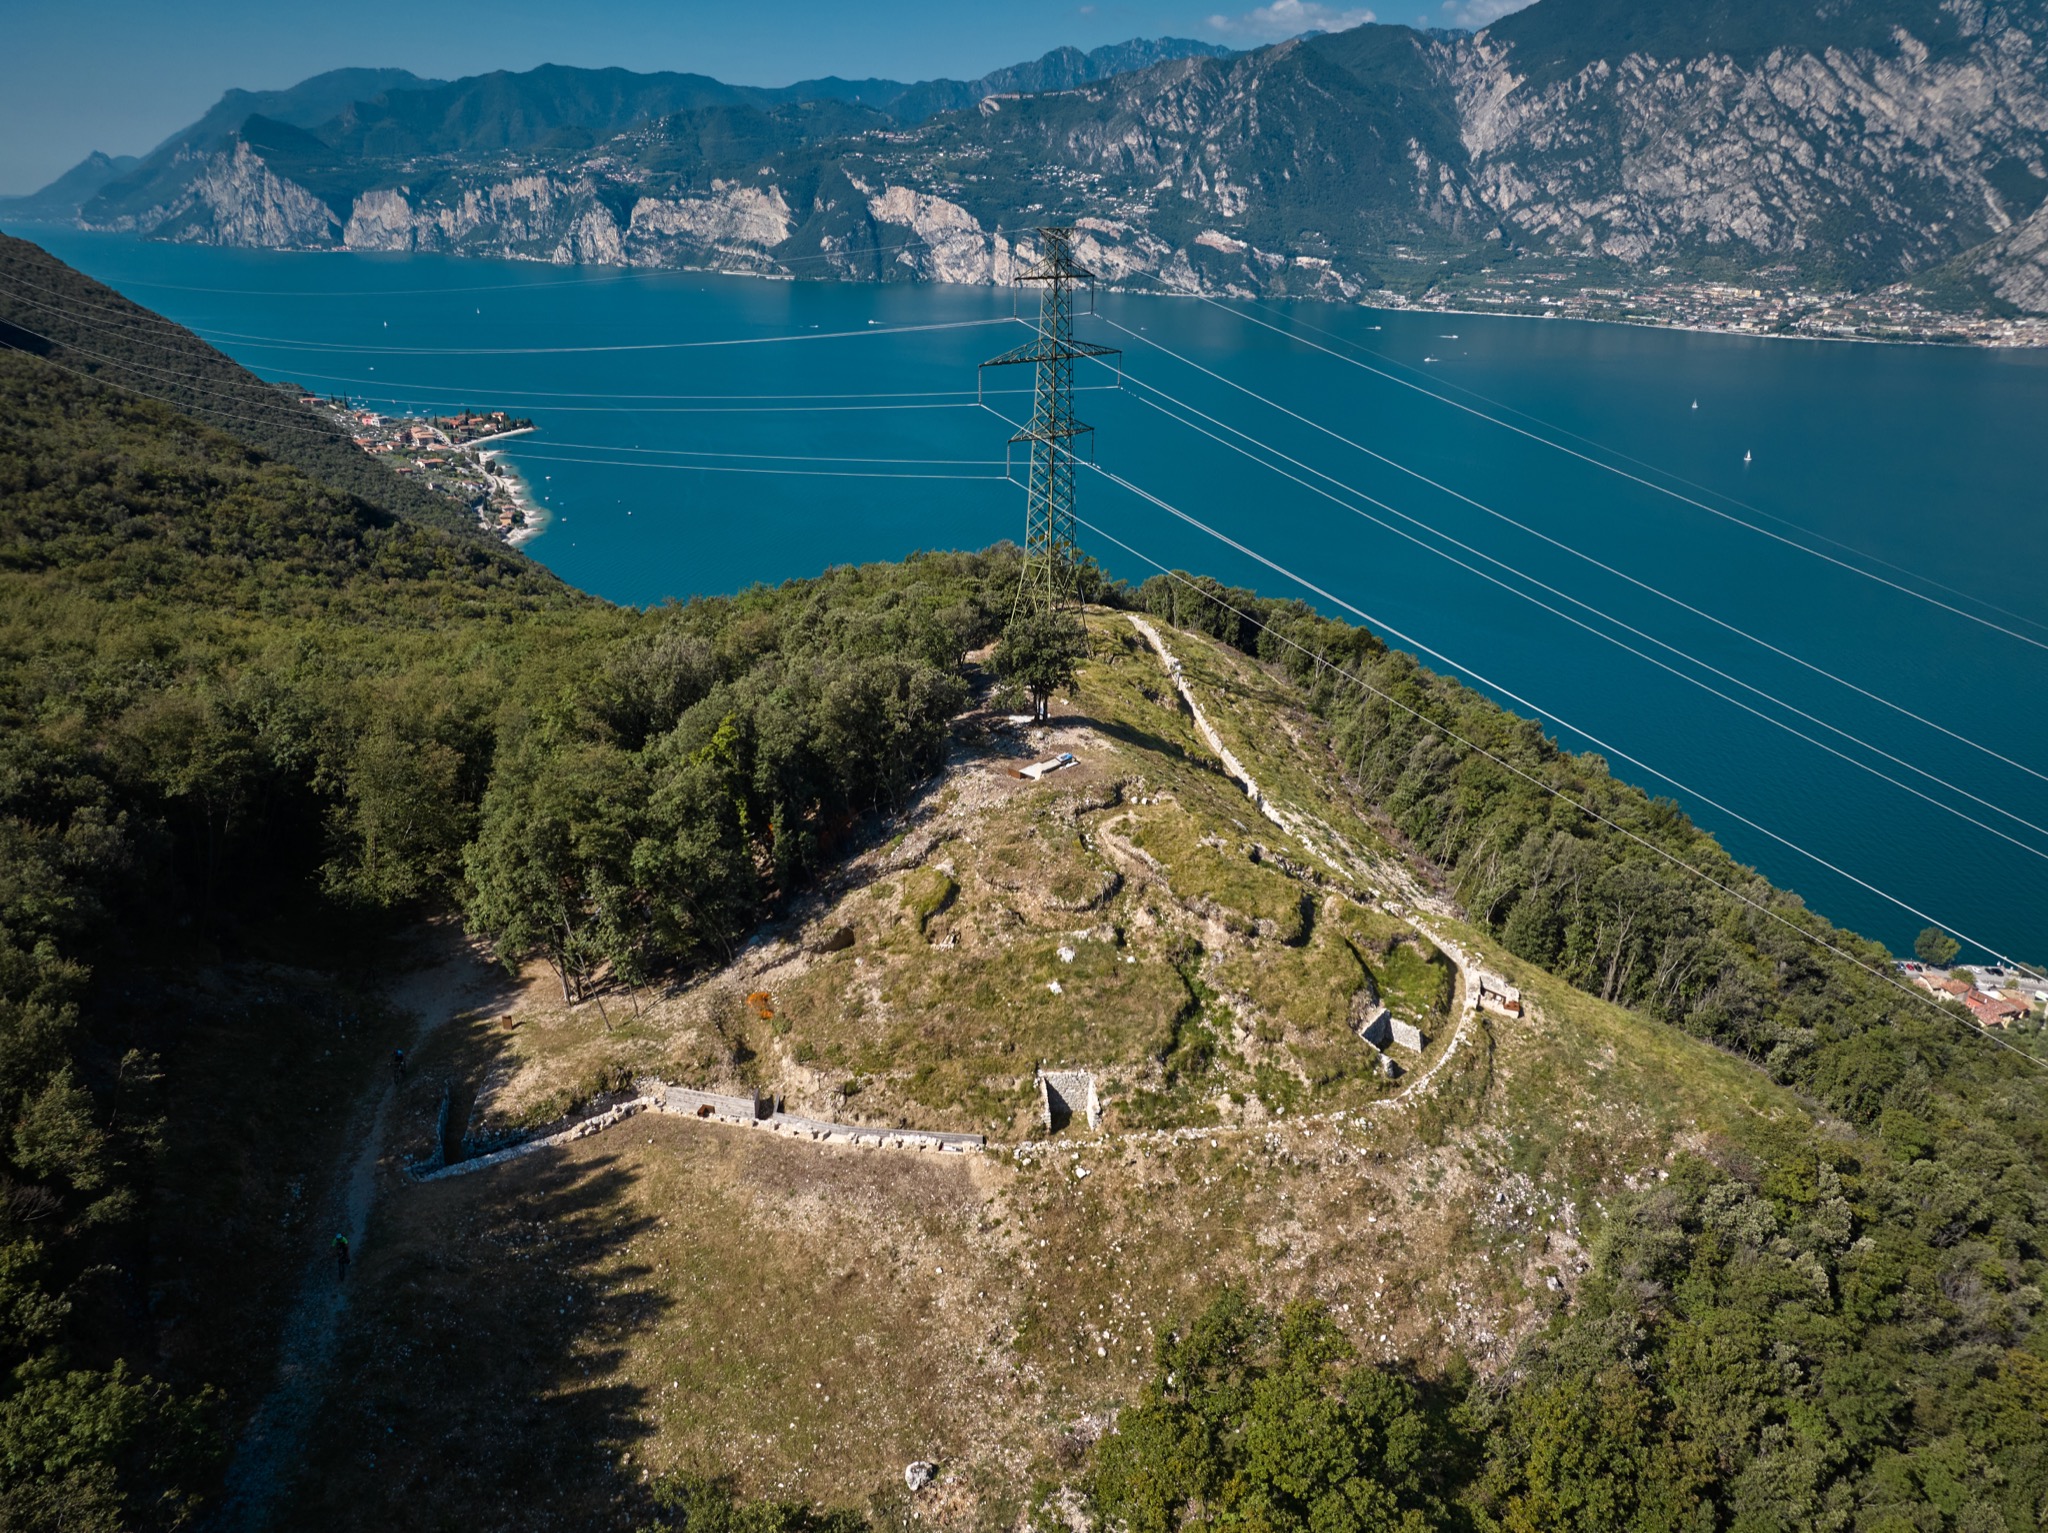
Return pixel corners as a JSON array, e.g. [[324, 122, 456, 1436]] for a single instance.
[[1, 0, 1535, 193]]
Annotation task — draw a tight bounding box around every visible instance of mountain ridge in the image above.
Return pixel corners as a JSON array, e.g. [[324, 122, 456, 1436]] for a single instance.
[[0, 149, 138, 219], [11, 39, 1233, 211], [29, 0, 2048, 319]]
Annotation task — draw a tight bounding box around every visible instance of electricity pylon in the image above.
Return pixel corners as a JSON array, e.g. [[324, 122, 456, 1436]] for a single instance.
[[981, 227, 1119, 614]]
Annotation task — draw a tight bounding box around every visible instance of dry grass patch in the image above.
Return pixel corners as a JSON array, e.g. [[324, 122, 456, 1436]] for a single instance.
[[1119, 799, 1310, 942], [294, 1120, 1076, 1531]]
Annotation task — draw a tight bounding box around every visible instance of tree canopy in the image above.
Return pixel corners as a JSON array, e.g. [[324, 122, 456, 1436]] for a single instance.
[[1914, 927, 1961, 967], [1093, 1293, 1448, 1533], [994, 609, 1089, 720]]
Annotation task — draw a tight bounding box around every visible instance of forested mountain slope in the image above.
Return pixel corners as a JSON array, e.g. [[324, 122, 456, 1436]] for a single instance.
[[0, 232, 527, 542], [30, 0, 2048, 314], [0, 240, 2042, 1530]]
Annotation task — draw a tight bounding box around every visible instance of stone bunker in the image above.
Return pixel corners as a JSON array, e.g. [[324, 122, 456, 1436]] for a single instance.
[[1037, 1069, 1100, 1132]]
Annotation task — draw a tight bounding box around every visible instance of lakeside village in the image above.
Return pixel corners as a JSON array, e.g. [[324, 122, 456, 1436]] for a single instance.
[[297, 391, 541, 542], [1367, 258, 2048, 346], [1898, 960, 2048, 1031]]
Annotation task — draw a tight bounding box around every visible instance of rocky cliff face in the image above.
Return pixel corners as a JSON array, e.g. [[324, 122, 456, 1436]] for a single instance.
[[73, 2, 2048, 313], [1969, 194, 2048, 305], [1438, 2, 2048, 273]]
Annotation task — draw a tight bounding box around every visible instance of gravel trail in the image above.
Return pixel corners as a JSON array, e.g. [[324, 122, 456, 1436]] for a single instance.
[[213, 930, 510, 1531]]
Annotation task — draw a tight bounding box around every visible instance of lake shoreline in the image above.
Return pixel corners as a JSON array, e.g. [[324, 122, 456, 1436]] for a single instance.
[[9, 218, 2038, 350], [477, 446, 548, 545]]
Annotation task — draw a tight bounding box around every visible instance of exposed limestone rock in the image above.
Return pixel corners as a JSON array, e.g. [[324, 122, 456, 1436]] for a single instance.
[[1970, 197, 2048, 310], [89, 141, 340, 248], [864, 186, 1014, 283], [626, 182, 794, 265]]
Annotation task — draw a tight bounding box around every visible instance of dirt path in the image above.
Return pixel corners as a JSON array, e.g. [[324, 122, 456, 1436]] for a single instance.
[[213, 930, 510, 1532], [1128, 615, 1483, 1110]]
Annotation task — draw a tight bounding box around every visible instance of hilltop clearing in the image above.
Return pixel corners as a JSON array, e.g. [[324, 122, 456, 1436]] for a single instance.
[[295, 611, 1818, 1528]]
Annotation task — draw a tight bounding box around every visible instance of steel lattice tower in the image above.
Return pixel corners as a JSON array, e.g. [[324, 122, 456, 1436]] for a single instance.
[[981, 228, 1119, 614]]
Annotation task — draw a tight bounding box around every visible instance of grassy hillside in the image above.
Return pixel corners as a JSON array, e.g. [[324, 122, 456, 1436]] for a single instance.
[[0, 241, 2042, 1532]]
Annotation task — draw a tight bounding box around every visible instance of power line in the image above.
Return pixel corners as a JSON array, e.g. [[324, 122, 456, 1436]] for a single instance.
[[1241, 295, 2048, 641], [1066, 449, 2040, 976], [1100, 314, 2048, 788], [483, 450, 1010, 482], [0, 320, 490, 465], [400, 400, 989, 415], [185, 315, 1016, 356], [0, 270, 1051, 400], [14, 279, 2039, 1037], [0, 339, 1007, 498], [0, 302, 1020, 526], [332, 400, 993, 415], [1, 266, 1090, 411], [192, 372, 1091, 402], [500, 441, 1010, 466], [1196, 296, 2048, 653], [1066, 507, 2048, 1069], [0, 339, 419, 477], [980, 226, 1119, 614], [0, 315, 405, 455], [1105, 373, 2048, 858], [0, 296, 1012, 427]]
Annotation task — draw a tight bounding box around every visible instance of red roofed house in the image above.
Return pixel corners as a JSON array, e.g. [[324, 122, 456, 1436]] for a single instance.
[[1964, 991, 2027, 1028]]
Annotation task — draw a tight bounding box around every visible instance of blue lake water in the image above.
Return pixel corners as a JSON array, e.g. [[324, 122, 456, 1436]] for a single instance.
[[14, 227, 2048, 969]]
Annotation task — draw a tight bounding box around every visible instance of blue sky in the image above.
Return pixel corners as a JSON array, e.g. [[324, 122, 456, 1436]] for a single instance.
[[1, 0, 1535, 194]]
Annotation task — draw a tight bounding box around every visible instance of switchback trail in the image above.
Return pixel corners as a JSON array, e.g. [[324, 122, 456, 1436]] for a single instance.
[[213, 928, 511, 1531]]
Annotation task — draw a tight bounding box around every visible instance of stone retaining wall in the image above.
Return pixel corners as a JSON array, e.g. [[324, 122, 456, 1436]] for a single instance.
[[411, 1085, 983, 1183], [415, 1095, 659, 1182], [665, 1086, 983, 1152]]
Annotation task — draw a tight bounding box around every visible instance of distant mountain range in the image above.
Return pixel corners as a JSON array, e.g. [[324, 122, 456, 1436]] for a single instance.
[[0, 150, 139, 221], [11, 0, 2048, 315]]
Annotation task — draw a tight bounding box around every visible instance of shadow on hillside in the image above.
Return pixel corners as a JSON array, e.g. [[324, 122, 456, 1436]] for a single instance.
[[1070, 712, 1210, 772], [282, 1137, 669, 1532]]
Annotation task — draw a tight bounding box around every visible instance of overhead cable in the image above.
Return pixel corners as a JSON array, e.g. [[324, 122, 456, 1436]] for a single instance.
[[1068, 449, 2039, 977], [1099, 313, 2048, 786], [485, 450, 1008, 481], [1067, 506, 2048, 1067], [187, 315, 1017, 356], [1242, 295, 2048, 641], [1195, 296, 2048, 652], [1106, 375, 2048, 857], [505, 441, 1009, 465]]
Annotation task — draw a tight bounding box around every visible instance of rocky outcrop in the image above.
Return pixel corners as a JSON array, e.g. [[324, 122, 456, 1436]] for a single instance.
[[625, 183, 794, 266], [862, 186, 1015, 283], [1436, 16, 2048, 271], [90, 140, 341, 247]]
